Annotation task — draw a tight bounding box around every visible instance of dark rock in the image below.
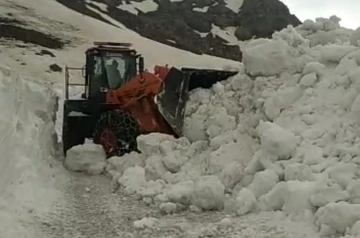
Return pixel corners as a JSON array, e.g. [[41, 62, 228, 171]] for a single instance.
[[235, 0, 301, 39], [49, 64, 62, 72], [36, 49, 56, 57], [183, 12, 212, 33], [55, 0, 118, 28], [0, 16, 24, 25], [0, 24, 66, 49], [234, 26, 253, 41]]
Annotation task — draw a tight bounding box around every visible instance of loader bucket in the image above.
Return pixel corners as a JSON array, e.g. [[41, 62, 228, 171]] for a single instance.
[[156, 67, 238, 136]]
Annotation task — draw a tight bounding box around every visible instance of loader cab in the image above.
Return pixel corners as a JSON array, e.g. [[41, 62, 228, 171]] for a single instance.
[[84, 42, 144, 102]]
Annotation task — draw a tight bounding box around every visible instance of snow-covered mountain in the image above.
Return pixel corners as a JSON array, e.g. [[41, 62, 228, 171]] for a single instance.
[[7, 0, 301, 61], [0, 0, 242, 85]]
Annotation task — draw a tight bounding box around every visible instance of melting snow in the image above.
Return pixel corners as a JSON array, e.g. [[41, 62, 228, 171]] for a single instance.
[[224, 0, 244, 13], [192, 6, 209, 13], [84, 0, 108, 12], [210, 25, 241, 45], [117, 0, 159, 15]]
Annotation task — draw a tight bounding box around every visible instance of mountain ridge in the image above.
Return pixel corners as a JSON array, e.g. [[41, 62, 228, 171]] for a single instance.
[[54, 0, 301, 61]]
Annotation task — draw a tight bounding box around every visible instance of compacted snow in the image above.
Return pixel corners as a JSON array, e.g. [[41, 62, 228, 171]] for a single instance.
[[65, 16, 360, 238], [0, 66, 60, 237]]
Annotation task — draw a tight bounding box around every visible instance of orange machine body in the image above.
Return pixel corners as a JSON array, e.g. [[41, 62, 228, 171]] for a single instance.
[[105, 65, 174, 135]]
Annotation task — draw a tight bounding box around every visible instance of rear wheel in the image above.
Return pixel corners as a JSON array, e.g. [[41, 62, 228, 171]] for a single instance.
[[93, 109, 140, 158]]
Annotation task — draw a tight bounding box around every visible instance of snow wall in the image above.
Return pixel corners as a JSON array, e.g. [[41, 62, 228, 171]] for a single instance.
[[66, 18, 360, 237], [0, 66, 59, 237]]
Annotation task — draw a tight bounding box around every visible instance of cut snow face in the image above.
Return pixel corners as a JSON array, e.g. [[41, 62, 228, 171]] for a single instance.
[[97, 15, 360, 237], [0, 66, 59, 237]]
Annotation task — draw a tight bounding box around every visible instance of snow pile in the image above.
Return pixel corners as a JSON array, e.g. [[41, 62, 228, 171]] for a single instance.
[[64, 142, 107, 175], [0, 66, 59, 236], [103, 15, 360, 236]]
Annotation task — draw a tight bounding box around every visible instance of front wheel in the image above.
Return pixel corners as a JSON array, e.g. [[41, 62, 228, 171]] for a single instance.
[[93, 109, 140, 158]]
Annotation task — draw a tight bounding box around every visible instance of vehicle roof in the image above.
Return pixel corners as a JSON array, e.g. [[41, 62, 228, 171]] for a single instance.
[[86, 42, 137, 54], [86, 46, 137, 54]]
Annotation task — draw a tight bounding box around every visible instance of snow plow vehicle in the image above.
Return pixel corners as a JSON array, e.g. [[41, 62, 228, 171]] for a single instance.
[[62, 42, 237, 157]]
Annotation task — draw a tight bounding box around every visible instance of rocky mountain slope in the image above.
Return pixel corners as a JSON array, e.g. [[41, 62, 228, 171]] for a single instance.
[[53, 0, 301, 61], [0, 0, 300, 62]]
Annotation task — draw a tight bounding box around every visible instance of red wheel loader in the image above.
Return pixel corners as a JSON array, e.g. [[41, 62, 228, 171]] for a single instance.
[[62, 42, 238, 158]]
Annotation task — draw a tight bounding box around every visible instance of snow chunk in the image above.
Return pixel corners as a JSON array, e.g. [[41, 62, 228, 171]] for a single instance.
[[138, 180, 166, 198], [299, 72, 318, 87], [301, 144, 324, 166], [106, 152, 145, 177], [191, 176, 225, 210], [134, 217, 159, 229], [257, 121, 297, 161], [302, 19, 323, 32], [144, 154, 168, 181], [263, 86, 304, 120], [219, 217, 232, 226], [235, 188, 257, 216], [327, 162, 357, 188], [259, 181, 316, 215], [205, 107, 236, 139], [243, 39, 294, 76], [351, 221, 360, 236], [248, 170, 279, 198], [161, 152, 188, 173], [284, 163, 315, 182], [350, 27, 360, 46], [315, 202, 360, 234], [159, 202, 177, 214], [310, 184, 349, 207], [303, 61, 325, 75], [281, 181, 316, 215], [258, 182, 288, 211], [318, 45, 356, 63], [347, 180, 360, 204], [118, 166, 147, 195], [164, 181, 194, 205], [137, 133, 176, 156], [219, 162, 244, 192], [64, 144, 106, 175]]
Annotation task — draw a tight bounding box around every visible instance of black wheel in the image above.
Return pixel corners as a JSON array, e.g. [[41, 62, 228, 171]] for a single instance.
[[93, 109, 140, 158]]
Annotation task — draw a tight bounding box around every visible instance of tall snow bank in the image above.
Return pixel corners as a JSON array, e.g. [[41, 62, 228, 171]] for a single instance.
[[0, 66, 59, 237], [105, 15, 360, 236]]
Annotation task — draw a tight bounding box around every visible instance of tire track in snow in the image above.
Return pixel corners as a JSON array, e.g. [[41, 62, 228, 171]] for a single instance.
[[38, 168, 160, 238]]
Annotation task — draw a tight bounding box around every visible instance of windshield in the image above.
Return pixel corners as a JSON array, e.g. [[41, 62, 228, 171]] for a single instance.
[[92, 53, 136, 91], [103, 56, 127, 89]]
